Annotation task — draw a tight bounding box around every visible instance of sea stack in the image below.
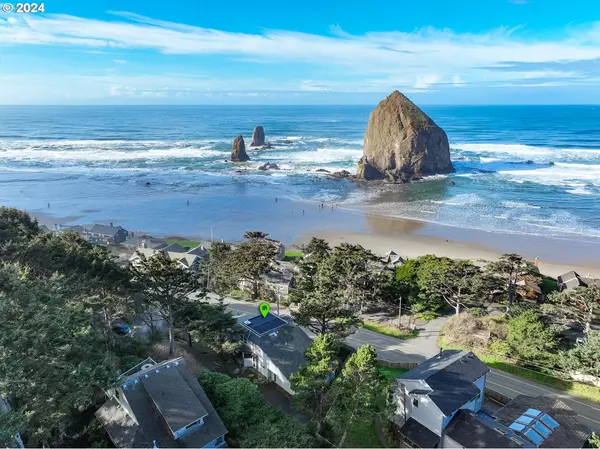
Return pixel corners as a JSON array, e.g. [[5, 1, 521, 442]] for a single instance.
[[231, 136, 250, 162], [356, 91, 454, 182], [251, 126, 266, 147]]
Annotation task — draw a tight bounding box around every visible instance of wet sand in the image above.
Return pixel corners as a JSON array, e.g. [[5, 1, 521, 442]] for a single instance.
[[21, 198, 600, 279]]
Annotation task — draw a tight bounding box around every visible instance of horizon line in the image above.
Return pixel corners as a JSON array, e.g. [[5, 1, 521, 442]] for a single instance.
[[1, 103, 600, 107]]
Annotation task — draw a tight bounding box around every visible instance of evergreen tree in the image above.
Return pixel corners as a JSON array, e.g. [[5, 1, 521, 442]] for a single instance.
[[326, 345, 388, 447], [291, 334, 340, 431], [130, 251, 202, 355]]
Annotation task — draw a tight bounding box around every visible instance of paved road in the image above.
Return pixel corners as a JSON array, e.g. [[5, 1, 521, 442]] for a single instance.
[[214, 295, 600, 433]]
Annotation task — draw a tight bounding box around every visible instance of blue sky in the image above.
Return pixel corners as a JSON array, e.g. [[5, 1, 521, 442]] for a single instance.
[[2, 0, 600, 104]]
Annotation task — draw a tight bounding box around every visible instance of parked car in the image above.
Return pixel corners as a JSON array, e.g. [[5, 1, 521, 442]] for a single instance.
[[112, 322, 132, 336]]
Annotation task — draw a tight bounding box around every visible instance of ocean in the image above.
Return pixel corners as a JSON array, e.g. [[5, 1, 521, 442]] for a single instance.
[[0, 105, 599, 243]]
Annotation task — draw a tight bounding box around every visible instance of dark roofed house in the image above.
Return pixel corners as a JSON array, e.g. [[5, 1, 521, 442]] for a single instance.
[[390, 350, 592, 448], [239, 313, 312, 395], [89, 224, 128, 244], [557, 271, 585, 292], [391, 350, 490, 447], [557, 271, 600, 292], [95, 357, 227, 448]]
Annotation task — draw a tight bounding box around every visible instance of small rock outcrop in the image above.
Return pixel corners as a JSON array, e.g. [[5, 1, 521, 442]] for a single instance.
[[231, 136, 250, 162], [258, 162, 279, 171], [329, 170, 353, 180], [315, 168, 330, 173], [251, 126, 266, 147], [356, 91, 454, 182]]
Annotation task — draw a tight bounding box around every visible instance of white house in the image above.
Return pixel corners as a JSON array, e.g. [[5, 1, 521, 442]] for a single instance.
[[392, 350, 489, 447], [391, 351, 591, 448], [95, 357, 227, 448], [238, 313, 312, 395]]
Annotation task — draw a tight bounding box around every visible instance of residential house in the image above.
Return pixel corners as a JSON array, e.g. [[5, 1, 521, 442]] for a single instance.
[[57, 224, 89, 237], [96, 357, 227, 448], [381, 250, 404, 268], [128, 241, 209, 273], [557, 271, 600, 292], [392, 349, 489, 447], [89, 224, 128, 245], [238, 312, 312, 395], [123, 237, 168, 250], [392, 351, 592, 448]]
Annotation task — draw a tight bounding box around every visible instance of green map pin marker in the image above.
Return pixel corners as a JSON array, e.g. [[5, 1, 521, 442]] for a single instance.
[[259, 302, 270, 318]]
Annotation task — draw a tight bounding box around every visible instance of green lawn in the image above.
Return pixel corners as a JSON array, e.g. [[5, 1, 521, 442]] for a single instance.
[[377, 366, 408, 381], [284, 250, 303, 261], [344, 419, 382, 448], [362, 322, 419, 339], [165, 238, 200, 249], [440, 337, 600, 403]]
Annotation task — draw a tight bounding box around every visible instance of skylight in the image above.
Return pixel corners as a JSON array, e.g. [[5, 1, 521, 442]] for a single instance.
[[509, 411, 560, 447]]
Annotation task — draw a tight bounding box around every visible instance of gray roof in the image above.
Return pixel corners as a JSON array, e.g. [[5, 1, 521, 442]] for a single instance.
[[162, 243, 189, 253], [188, 245, 208, 256], [398, 417, 440, 448], [243, 317, 312, 378], [141, 365, 208, 434], [96, 357, 227, 448], [90, 224, 123, 236], [400, 350, 490, 416], [557, 271, 579, 283], [123, 237, 167, 249], [494, 395, 592, 448], [444, 410, 529, 448], [60, 225, 88, 233]]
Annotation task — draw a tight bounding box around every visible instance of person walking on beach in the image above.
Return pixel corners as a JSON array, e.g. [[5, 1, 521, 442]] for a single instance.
[[275, 197, 278, 203], [186, 200, 190, 206], [48, 203, 50, 208], [535, 256, 540, 268], [302, 210, 305, 215]]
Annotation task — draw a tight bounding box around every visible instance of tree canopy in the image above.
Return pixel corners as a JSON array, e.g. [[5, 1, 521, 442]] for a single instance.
[[130, 251, 202, 355], [291, 334, 340, 431], [197, 371, 315, 448]]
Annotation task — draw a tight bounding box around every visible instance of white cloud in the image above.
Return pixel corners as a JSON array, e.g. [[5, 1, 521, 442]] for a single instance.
[[413, 75, 439, 89], [452, 75, 464, 86], [1, 11, 600, 101]]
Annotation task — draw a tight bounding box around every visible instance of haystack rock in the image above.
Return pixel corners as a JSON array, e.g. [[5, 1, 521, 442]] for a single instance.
[[251, 126, 266, 147], [231, 136, 250, 162], [356, 91, 454, 182]]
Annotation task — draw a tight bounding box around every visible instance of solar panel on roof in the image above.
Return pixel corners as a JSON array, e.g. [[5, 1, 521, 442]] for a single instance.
[[244, 313, 287, 335], [524, 408, 542, 417], [509, 422, 526, 432], [540, 414, 559, 430], [533, 421, 551, 438], [524, 428, 543, 446], [516, 415, 534, 425]]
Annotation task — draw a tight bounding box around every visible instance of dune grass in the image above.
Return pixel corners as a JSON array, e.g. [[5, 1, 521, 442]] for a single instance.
[[362, 322, 419, 339]]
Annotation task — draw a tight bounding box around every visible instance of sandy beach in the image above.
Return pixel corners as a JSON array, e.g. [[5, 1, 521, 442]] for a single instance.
[[294, 213, 600, 279], [26, 204, 600, 280]]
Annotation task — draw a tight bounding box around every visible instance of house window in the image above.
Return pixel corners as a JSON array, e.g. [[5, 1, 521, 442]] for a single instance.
[[412, 398, 419, 407]]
